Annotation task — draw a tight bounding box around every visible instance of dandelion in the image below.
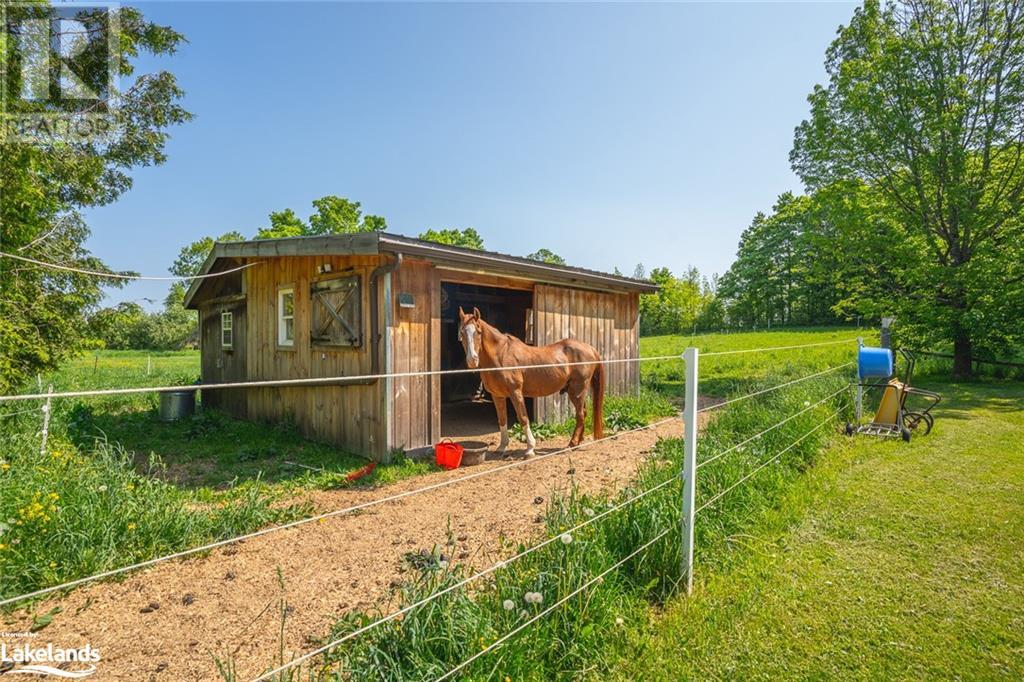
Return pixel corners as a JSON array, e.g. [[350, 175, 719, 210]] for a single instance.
[[127, 523, 137, 531], [49, 561, 57, 569], [559, 533, 573, 545], [804, 400, 811, 407], [97, 485, 107, 493], [124, 483, 135, 492], [524, 591, 544, 605], [583, 507, 595, 517], [503, 599, 515, 611], [519, 610, 529, 619], [0, 463, 9, 471], [615, 617, 624, 626]]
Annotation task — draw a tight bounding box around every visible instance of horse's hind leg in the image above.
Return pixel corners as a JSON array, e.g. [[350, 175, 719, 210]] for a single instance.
[[510, 390, 535, 457], [493, 396, 510, 456], [568, 389, 586, 447]]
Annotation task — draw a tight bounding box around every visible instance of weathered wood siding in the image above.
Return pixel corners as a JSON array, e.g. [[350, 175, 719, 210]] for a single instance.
[[387, 259, 441, 452], [533, 284, 640, 423], [199, 301, 248, 417], [241, 255, 388, 459]]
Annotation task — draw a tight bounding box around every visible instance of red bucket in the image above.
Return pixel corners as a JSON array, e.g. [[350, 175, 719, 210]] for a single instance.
[[434, 439, 464, 470]]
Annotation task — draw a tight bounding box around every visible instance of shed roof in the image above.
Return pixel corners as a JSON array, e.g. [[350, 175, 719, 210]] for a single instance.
[[184, 232, 657, 308]]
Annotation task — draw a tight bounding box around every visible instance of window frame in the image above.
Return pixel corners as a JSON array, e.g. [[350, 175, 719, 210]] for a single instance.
[[221, 310, 233, 350], [277, 285, 296, 349]]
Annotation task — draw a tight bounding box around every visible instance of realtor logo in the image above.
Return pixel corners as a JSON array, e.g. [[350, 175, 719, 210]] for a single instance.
[[1, 2, 119, 142], [0, 641, 101, 678]]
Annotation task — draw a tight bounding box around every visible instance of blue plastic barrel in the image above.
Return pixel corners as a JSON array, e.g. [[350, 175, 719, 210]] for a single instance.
[[858, 346, 894, 379]]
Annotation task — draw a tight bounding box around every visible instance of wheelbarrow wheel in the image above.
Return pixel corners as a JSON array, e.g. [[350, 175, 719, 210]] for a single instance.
[[904, 411, 933, 436], [900, 427, 912, 442]]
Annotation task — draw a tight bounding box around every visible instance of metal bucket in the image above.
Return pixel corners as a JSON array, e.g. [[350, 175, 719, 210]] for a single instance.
[[159, 390, 196, 422]]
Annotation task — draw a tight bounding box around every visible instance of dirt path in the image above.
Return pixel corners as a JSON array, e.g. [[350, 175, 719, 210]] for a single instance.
[[4, 419, 686, 681]]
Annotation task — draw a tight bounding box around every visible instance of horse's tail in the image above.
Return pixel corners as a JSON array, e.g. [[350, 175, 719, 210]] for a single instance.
[[591, 361, 605, 441]]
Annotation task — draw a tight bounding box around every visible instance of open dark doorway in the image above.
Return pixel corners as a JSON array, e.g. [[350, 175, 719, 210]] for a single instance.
[[440, 281, 534, 440]]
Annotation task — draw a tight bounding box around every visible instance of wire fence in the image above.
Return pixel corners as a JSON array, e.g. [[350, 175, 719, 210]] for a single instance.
[[0, 336, 860, 680]]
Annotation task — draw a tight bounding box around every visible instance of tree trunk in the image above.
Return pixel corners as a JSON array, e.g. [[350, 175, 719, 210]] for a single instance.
[[953, 333, 973, 379]]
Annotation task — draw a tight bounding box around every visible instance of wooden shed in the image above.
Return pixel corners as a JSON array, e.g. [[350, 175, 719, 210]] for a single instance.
[[183, 233, 657, 461]]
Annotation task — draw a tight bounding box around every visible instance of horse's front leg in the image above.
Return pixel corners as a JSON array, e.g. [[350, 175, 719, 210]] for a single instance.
[[493, 396, 510, 456], [510, 391, 535, 457]]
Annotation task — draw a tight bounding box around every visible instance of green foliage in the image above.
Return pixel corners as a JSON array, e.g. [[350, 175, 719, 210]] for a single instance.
[[789, 0, 1024, 374], [170, 231, 245, 278], [256, 197, 387, 239], [639, 266, 719, 336], [417, 228, 485, 250], [526, 248, 566, 264], [0, 3, 192, 393]]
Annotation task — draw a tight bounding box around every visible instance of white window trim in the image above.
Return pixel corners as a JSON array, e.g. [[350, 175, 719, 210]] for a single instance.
[[278, 286, 295, 347], [221, 311, 233, 349]]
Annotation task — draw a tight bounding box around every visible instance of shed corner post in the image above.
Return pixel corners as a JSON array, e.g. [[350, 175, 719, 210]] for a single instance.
[[681, 346, 699, 595]]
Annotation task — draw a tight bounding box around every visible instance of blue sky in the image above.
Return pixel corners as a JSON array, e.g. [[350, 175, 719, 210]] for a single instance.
[[88, 1, 858, 309]]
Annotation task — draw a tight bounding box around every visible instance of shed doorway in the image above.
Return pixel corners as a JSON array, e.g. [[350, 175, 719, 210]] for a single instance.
[[440, 281, 535, 440]]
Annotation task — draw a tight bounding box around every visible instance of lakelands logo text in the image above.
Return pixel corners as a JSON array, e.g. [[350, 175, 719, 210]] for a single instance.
[[1, 642, 100, 678]]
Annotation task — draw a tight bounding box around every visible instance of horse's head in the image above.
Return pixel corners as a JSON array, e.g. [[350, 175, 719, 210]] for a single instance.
[[458, 306, 482, 369]]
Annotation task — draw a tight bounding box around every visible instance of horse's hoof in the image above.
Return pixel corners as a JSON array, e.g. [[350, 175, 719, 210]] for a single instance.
[[524, 450, 536, 459]]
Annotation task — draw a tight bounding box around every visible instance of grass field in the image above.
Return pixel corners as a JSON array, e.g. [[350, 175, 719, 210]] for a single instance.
[[613, 379, 1024, 679]]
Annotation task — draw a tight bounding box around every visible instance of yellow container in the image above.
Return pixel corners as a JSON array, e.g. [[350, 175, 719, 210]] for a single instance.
[[873, 380, 904, 426]]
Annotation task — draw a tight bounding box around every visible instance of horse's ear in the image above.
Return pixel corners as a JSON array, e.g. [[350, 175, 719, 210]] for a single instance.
[[458, 306, 466, 321], [472, 307, 481, 321]]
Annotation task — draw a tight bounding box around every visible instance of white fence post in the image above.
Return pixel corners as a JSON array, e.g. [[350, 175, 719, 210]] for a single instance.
[[39, 385, 53, 456], [855, 336, 863, 422], [681, 346, 699, 595]]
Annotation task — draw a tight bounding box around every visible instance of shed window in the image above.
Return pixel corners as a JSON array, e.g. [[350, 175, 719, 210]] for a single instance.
[[221, 311, 233, 349], [311, 274, 362, 347], [278, 287, 295, 347]]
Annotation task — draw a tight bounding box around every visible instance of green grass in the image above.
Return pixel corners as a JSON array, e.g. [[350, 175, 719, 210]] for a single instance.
[[641, 326, 873, 398], [613, 379, 1024, 680], [30, 350, 433, 491]]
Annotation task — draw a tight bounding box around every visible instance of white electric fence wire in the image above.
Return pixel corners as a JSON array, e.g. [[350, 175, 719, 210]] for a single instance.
[[251, 476, 679, 682], [0, 251, 259, 281], [695, 405, 847, 514], [0, 355, 682, 404], [432, 527, 672, 682], [701, 338, 858, 357], [697, 385, 850, 471], [697, 362, 854, 414], [0, 415, 678, 608], [0, 339, 863, 405], [0, 407, 40, 419]]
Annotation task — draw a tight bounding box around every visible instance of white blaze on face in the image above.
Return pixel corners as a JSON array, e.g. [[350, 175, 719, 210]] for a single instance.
[[461, 322, 480, 368]]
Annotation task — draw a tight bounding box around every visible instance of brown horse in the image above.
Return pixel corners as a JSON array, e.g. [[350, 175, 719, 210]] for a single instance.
[[457, 306, 604, 457]]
